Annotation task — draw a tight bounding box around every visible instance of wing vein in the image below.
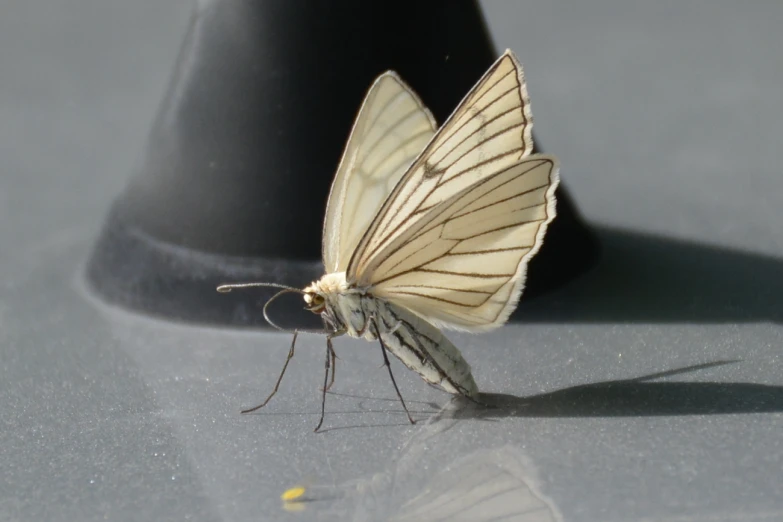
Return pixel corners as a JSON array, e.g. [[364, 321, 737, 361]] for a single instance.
[[370, 128, 438, 178], [359, 107, 430, 171], [443, 246, 531, 256], [376, 92, 526, 236], [389, 284, 493, 295], [366, 147, 527, 261], [451, 188, 548, 219], [375, 267, 515, 286], [388, 291, 484, 307], [426, 85, 520, 162]]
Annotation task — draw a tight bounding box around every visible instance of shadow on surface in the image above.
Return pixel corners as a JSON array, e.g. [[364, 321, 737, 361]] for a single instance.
[[239, 391, 440, 433], [262, 361, 783, 431], [512, 225, 783, 324], [439, 360, 783, 420]]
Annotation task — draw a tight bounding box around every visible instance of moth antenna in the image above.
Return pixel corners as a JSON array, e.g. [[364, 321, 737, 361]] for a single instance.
[[216, 281, 305, 294], [217, 281, 330, 336], [262, 289, 302, 333]]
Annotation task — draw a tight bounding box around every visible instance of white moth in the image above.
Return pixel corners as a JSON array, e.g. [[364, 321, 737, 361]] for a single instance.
[[218, 49, 560, 431]]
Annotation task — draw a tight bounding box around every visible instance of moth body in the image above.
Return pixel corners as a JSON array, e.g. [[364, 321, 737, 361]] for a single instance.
[[305, 272, 479, 397]]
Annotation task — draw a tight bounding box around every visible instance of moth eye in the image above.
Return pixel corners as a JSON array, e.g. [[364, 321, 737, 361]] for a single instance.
[[305, 293, 325, 311]]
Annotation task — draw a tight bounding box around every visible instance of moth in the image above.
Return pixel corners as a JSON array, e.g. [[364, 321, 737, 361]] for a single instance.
[[218, 49, 560, 431]]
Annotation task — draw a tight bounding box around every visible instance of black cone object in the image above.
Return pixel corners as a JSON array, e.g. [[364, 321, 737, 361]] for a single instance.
[[85, 0, 598, 328]]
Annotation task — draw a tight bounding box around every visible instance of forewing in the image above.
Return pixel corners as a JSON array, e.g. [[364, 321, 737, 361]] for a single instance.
[[370, 156, 559, 332], [347, 50, 535, 281], [322, 72, 437, 273]]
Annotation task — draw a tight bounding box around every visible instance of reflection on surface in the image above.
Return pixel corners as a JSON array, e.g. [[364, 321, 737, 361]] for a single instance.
[[389, 446, 562, 522], [279, 448, 562, 522], [278, 401, 563, 521], [277, 359, 783, 519]]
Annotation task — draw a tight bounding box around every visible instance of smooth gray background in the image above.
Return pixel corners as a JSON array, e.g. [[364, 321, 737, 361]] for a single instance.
[[2, 1, 782, 521]]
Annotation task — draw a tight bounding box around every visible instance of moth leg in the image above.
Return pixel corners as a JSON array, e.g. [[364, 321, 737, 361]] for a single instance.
[[374, 320, 416, 426], [314, 334, 336, 433], [242, 330, 298, 414], [320, 315, 339, 392], [356, 313, 377, 340], [387, 319, 403, 335], [323, 337, 337, 392]]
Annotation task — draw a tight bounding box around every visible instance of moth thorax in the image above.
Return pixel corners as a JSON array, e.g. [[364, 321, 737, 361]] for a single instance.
[[309, 272, 348, 295]]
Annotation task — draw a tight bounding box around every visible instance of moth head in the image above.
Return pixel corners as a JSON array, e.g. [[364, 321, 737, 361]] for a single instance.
[[303, 291, 326, 313], [303, 273, 346, 314]]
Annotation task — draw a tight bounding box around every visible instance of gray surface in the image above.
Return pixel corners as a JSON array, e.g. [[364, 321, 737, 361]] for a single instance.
[[2, 1, 783, 521]]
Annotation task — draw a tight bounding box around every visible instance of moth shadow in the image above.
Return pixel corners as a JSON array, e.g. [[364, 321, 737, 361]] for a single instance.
[[436, 360, 783, 420], [513, 225, 783, 324], [246, 391, 441, 433]]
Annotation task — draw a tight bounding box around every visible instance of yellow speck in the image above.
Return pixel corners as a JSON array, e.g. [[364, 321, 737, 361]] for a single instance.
[[281, 486, 306, 501]]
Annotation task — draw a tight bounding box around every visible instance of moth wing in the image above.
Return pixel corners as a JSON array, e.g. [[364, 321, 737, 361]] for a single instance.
[[347, 50, 535, 282], [322, 72, 437, 273], [368, 156, 559, 332]]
